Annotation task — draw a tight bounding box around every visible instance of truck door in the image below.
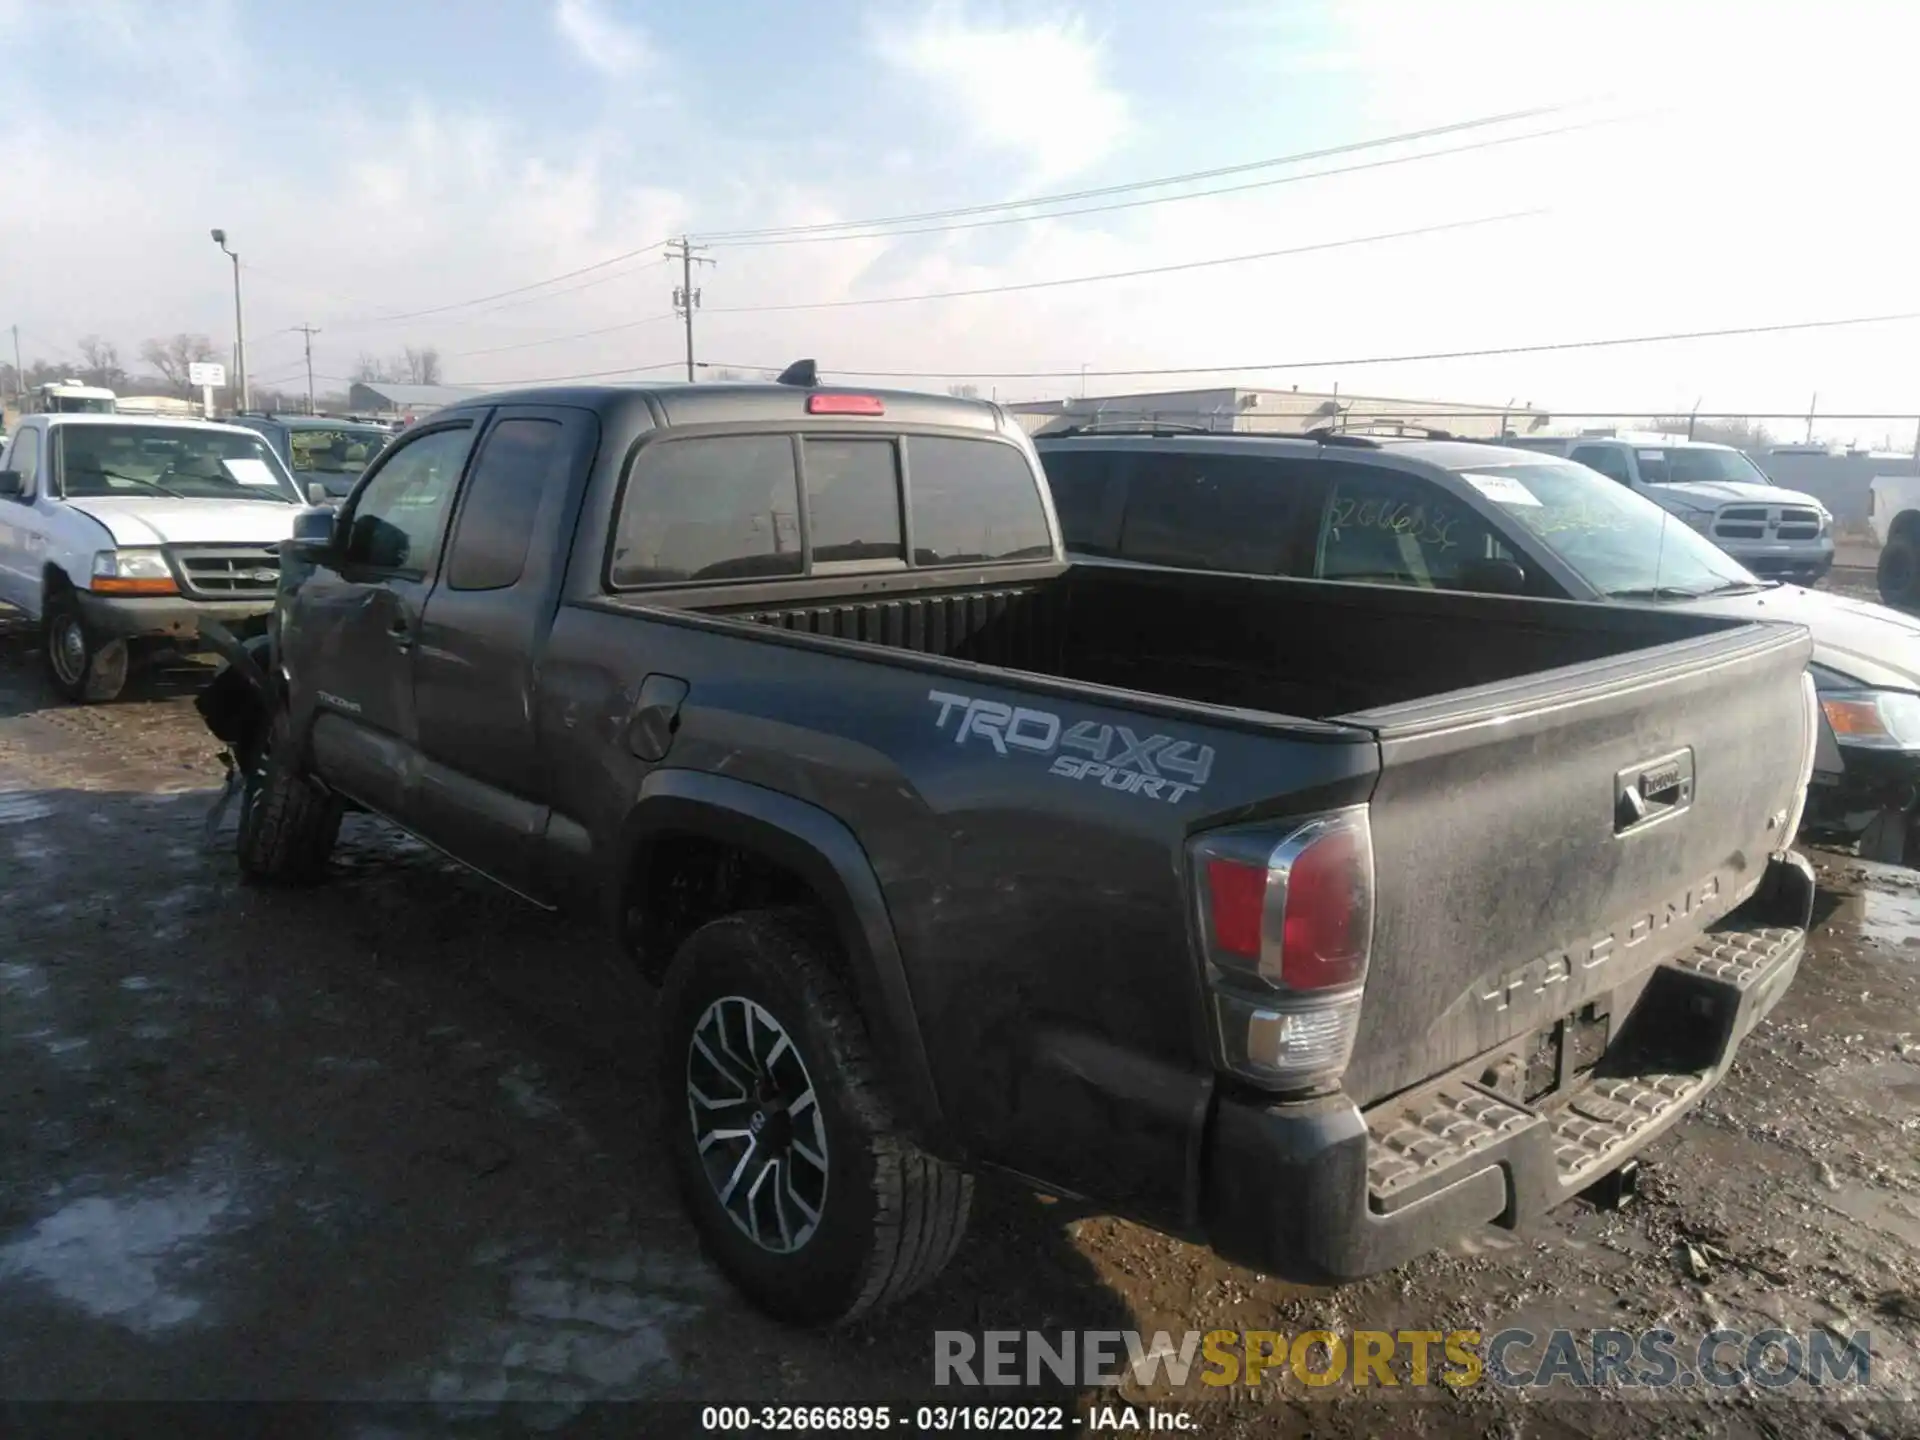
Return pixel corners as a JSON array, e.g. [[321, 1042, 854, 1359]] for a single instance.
[[0, 426, 46, 614], [407, 405, 599, 899], [284, 417, 480, 818]]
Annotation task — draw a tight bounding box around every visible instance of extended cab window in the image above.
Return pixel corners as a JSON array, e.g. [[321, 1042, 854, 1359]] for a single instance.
[[907, 436, 1052, 565], [445, 418, 564, 591], [1117, 453, 1305, 575], [1313, 465, 1512, 590], [341, 424, 474, 576], [611, 434, 802, 586], [1571, 445, 1633, 485]]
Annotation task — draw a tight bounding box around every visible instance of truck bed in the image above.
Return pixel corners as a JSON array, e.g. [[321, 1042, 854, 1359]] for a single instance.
[[673, 560, 1814, 1114], [703, 562, 1754, 722]]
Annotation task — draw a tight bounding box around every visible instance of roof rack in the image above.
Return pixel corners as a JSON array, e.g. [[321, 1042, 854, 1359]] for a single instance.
[[1322, 417, 1459, 441], [1044, 419, 1216, 438], [1305, 430, 1384, 448]]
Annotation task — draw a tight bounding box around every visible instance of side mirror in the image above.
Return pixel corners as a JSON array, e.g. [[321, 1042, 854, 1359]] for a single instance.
[[1459, 557, 1527, 595], [0, 469, 23, 498], [289, 504, 339, 558]]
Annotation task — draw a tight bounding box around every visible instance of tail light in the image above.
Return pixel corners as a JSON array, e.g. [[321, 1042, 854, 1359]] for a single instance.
[[1189, 808, 1374, 1091]]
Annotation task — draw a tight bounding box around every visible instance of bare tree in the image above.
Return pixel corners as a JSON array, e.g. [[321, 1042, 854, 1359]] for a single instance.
[[351, 352, 392, 384], [402, 346, 442, 385], [140, 334, 218, 397], [76, 336, 127, 391], [1649, 415, 1777, 451]]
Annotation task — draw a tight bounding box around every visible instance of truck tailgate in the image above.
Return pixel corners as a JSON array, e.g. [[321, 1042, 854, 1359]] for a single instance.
[[1336, 618, 1815, 1107]]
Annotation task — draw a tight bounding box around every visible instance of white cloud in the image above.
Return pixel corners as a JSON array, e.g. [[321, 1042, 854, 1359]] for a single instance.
[[554, 0, 656, 78], [874, 6, 1129, 185]]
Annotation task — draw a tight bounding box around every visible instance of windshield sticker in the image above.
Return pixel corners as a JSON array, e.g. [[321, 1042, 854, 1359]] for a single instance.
[[1637, 449, 1666, 461], [1461, 473, 1543, 507], [222, 458, 283, 487]]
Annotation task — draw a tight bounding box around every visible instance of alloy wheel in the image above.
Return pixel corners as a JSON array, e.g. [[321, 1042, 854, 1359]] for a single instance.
[[685, 994, 829, 1254]]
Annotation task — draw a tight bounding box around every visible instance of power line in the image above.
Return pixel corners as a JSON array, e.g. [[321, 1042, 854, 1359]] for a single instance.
[[697, 308, 1920, 382], [700, 211, 1543, 315], [447, 312, 678, 360], [322, 241, 673, 329], [454, 358, 687, 387], [710, 116, 1627, 249], [696, 104, 1572, 243]]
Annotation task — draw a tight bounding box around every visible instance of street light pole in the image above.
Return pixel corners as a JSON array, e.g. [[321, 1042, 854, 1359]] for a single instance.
[[210, 228, 249, 412]]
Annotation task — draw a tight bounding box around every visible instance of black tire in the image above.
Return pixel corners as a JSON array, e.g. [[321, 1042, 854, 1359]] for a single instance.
[[658, 908, 973, 1325], [1879, 537, 1920, 610], [42, 588, 128, 703], [236, 711, 342, 885]]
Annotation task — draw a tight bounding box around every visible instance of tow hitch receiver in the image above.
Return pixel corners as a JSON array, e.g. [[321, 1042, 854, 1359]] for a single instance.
[[1583, 1158, 1640, 1211]]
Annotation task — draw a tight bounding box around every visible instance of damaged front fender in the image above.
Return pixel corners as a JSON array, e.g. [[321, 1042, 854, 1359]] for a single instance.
[[194, 618, 275, 749], [195, 619, 278, 850]]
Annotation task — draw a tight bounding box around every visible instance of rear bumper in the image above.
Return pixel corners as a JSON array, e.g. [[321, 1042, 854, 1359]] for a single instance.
[[75, 592, 274, 644], [1201, 849, 1814, 1283]]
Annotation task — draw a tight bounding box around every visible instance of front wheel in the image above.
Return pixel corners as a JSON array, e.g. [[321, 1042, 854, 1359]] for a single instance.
[[42, 590, 128, 703], [658, 909, 973, 1325], [235, 712, 342, 885]]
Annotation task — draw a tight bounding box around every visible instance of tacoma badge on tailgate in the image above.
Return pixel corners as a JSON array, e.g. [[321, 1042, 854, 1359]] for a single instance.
[[927, 688, 1214, 804]]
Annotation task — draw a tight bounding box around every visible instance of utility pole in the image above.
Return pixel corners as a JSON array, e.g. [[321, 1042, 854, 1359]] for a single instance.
[[667, 236, 714, 382], [294, 324, 322, 413]]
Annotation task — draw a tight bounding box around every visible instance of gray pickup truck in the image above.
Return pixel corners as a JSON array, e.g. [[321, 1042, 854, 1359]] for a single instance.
[[196, 370, 1821, 1325]]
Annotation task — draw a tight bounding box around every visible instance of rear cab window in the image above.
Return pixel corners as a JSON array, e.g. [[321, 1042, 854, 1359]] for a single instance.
[[608, 429, 1052, 590]]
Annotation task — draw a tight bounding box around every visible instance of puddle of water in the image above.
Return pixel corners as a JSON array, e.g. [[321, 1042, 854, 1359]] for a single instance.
[[1860, 890, 1920, 949], [0, 793, 54, 826], [500, 1066, 561, 1121], [0, 1156, 244, 1334], [0, 962, 49, 999], [386, 1247, 715, 1410]]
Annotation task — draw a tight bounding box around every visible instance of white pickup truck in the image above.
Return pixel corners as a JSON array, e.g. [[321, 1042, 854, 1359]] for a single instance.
[[0, 412, 306, 702]]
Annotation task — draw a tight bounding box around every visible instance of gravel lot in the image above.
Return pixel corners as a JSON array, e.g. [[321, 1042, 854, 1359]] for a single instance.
[[0, 607, 1916, 1437]]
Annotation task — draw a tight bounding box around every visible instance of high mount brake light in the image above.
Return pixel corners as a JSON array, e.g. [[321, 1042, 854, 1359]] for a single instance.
[[806, 394, 884, 415], [1189, 809, 1374, 1090]]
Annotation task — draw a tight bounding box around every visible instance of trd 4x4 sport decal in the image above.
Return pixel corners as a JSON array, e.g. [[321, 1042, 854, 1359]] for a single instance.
[[928, 689, 1214, 804]]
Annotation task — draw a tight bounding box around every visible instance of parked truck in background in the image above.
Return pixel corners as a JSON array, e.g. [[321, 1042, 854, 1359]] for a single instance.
[[1503, 432, 1834, 583], [197, 373, 1821, 1324], [0, 412, 306, 700]]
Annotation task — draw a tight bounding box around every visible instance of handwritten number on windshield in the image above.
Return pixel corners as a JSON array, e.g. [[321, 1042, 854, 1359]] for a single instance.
[[1329, 496, 1461, 550]]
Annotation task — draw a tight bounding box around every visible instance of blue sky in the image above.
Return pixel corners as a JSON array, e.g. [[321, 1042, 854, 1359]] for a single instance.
[[5, 0, 1918, 439]]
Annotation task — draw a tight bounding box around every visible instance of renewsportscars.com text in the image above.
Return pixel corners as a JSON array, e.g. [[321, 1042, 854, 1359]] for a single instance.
[[934, 1327, 1873, 1391]]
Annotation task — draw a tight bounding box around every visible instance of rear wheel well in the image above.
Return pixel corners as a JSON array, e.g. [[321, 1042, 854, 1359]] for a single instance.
[[1890, 511, 1920, 545], [625, 832, 835, 982]]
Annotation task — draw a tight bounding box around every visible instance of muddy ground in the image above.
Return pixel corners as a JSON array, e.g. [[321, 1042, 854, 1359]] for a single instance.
[[0, 594, 1916, 1439]]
